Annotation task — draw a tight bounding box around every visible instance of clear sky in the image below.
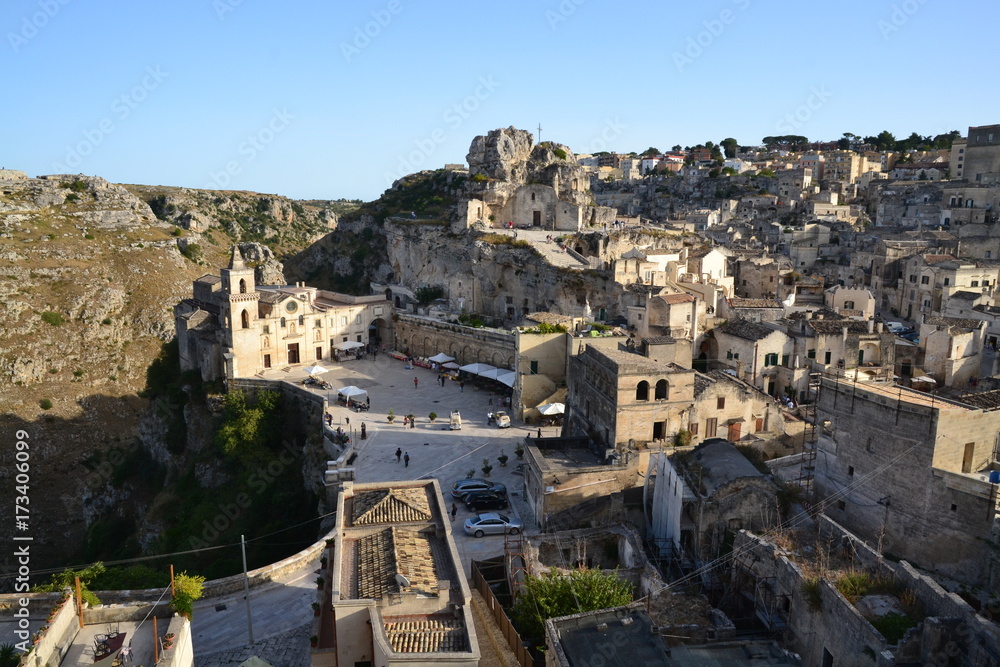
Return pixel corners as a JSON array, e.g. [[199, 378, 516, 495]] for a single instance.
[[2, 0, 996, 202]]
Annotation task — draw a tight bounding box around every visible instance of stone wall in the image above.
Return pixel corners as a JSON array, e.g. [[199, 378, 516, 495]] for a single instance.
[[394, 313, 516, 368]]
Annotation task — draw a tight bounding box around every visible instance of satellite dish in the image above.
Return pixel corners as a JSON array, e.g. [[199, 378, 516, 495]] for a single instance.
[[395, 573, 411, 588]]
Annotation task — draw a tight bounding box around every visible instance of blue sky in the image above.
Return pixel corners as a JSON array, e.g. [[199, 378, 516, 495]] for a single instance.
[[2, 0, 996, 202]]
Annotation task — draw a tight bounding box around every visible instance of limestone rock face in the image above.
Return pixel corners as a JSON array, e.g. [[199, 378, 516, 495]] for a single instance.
[[467, 126, 535, 184], [236, 241, 286, 285]]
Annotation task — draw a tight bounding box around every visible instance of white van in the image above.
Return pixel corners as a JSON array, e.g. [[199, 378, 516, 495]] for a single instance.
[[885, 321, 907, 334]]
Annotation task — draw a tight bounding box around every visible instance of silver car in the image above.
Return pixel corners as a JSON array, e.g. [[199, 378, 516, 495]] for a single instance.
[[463, 512, 522, 537]]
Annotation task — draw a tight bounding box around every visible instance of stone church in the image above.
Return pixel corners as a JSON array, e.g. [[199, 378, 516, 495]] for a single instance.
[[174, 247, 393, 381]]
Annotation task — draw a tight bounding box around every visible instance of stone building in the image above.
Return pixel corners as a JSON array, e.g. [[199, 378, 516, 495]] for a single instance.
[[457, 127, 616, 232], [732, 255, 792, 299], [174, 247, 392, 380], [961, 123, 1000, 184], [647, 440, 778, 565], [327, 480, 480, 667], [814, 376, 1000, 590], [919, 315, 987, 387], [823, 285, 875, 319], [717, 298, 785, 323], [896, 254, 999, 321], [710, 321, 794, 397]]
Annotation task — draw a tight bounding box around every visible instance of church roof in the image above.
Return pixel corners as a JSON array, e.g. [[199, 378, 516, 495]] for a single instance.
[[228, 245, 246, 270]]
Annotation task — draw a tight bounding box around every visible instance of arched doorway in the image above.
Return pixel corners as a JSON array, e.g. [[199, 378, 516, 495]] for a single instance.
[[368, 317, 392, 350]]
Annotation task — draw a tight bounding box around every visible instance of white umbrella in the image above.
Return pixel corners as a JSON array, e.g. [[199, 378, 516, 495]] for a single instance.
[[334, 341, 364, 351], [442, 361, 461, 370], [496, 370, 516, 387], [429, 352, 455, 363], [537, 402, 565, 416], [338, 385, 368, 398], [303, 364, 329, 376]]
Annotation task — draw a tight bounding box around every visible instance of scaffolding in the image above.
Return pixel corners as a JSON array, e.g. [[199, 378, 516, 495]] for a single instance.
[[504, 529, 530, 598]]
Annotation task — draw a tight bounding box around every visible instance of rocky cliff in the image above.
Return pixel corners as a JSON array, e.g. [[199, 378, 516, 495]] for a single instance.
[[0, 171, 327, 572]]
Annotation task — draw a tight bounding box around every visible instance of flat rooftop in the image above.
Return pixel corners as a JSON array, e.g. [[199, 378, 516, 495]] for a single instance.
[[666, 641, 801, 665], [550, 606, 669, 666]]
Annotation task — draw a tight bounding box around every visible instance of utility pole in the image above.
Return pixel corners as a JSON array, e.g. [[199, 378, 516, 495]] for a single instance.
[[241, 534, 254, 646], [537, 123, 542, 144]]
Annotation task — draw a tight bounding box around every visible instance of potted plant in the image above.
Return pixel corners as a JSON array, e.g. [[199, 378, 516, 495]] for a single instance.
[[481, 458, 493, 477], [312, 602, 321, 617], [429, 411, 437, 422], [320, 555, 327, 568], [315, 576, 325, 590], [387, 408, 395, 423], [497, 451, 509, 467], [466, 468, 476, 479], [515, 444, 524, 459], [310, 635, 319, 648]]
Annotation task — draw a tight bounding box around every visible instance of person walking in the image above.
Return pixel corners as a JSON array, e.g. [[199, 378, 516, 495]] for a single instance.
[[414, 376, 419, 389], [459, 380, 464, 392], [404, 452, 410, 468], [395, 447, 402, 463], [451, 503, 458, 521]]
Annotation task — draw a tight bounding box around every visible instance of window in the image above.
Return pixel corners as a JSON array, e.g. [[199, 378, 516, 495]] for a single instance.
[[280, 317, 286, 328], [807, 349, 816, 359], [636, 381, 649, 401], [689, 422, 699, 436], [843, 300, 854, 309], [764, 353, 778, 366], [972, 281, 980, 287], [530, 360, 538, 375], [262, 325, 269, 335], [988, 252, 993, 259], [341, 316, 348, 325], [848, 466, 854, 476], [837, 500, 846, 511], [944, 278, 950, 285], [315, 318, 322, 328], [240, 309, 250, 329], [951, 504, 958, 512], [239, 278, 247, 294], [921, 276, 929, 285], [298, 315, 304, 326], [655, 379, 668, 400], [717, 397, 726, 410], [909, 274, 917, 283], [705, 418, 717, 438], [825, 351, 832, 364], [781, 353, 790, 367]]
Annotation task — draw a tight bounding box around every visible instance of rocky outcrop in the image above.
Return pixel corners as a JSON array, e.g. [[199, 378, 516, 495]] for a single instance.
[[236, 241, 286, 285], [467, 126, 535, 184]]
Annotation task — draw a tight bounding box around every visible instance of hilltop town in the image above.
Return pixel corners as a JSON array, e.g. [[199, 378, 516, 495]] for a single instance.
[[5, 124, 1000, 666]]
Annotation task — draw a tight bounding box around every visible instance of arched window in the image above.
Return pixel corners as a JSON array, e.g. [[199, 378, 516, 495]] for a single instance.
[[239, 278, 247, 294], [240, 309, 249, 329], [280, 317, 286, 328], [655, 379, 668, 400], [531, 192, 536, 201], [298, 315, 304, 326], [636, 381, 649, 401]]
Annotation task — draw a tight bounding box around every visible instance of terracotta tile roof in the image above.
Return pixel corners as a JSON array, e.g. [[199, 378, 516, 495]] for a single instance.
[[392, 526, 440, 596], [957, 390, 1000, 410], [729, 298, 784, 309], [384, 616, 468, 653], [950, 291, 982, 301], [659, 293, 696, 304], [923, 254, 957, 265], [807, 320, 872, 334], [643, 336, 678, 345], [352, 488, 432, 525], [924, 316, 985, 330], [195, 274, 222, 285], [354, 525, 440, 600], [717, 320, 780, 342]]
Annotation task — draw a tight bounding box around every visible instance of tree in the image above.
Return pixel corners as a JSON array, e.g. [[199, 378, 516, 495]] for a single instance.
[[34, 562, 105, 607], [170, 572, 206, 619], [721, 137, 738, 158], [414, 285, 445, 307], [511, 568, 633, 639], [640, 147, 660, 157], [671, 144, 682, 152], [721, 166, 737, 176], [215, 390, 283, 466]]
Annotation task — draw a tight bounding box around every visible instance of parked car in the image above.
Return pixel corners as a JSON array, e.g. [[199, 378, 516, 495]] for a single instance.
[[451, 479, 507, 499], [464, 513, 522, 537], [464, 490, 509, 512], [901, 332, 920, 343], [493, 410, 511, 428]]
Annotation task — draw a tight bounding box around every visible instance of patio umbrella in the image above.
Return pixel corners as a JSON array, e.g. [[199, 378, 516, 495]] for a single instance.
[[537, 402, 565, 416], [334, 340, 364, 351], [495, 370, 516, 387], [442, 361, 461, 370], [338, 385, 368, 398], [303, 364, 329, 376], [429, 352, 455, 363]]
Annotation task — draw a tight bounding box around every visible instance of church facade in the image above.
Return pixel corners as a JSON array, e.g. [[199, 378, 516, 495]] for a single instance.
[[174, 247, 393, 381]]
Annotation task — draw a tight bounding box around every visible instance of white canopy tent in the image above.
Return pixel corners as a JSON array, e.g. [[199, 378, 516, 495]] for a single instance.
[[459, 363, 497, 375], [428, 352, 455, 363], [334, 341, 364, 351], [537, 402, 565, 416], [442, 361, 461, 370], [338, 386, 368, 399], [303, 364, 329, 376], [495, 370, 516, 387]]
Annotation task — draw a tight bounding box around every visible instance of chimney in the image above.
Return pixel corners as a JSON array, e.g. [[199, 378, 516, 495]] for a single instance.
[[868, 319, 874, 333]]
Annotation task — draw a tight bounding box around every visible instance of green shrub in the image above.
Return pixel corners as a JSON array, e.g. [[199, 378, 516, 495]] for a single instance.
[[180, 242, 202, 262], [39, 399, 53, 410], [553, 148, 568, 160], [471, 173, 488, 182], [101, 318, 112, 325], [674, 429, 692, 447], [170, 572, 205, 619], [871, 612, 916, 644], [84, 233, 95, 240], [74, 369, 84, 377], [171, 227, 183, 237], [41, 311, 65, 326]]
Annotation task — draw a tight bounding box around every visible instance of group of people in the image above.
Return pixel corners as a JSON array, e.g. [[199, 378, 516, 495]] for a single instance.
[[395, 447, 410, 467]]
